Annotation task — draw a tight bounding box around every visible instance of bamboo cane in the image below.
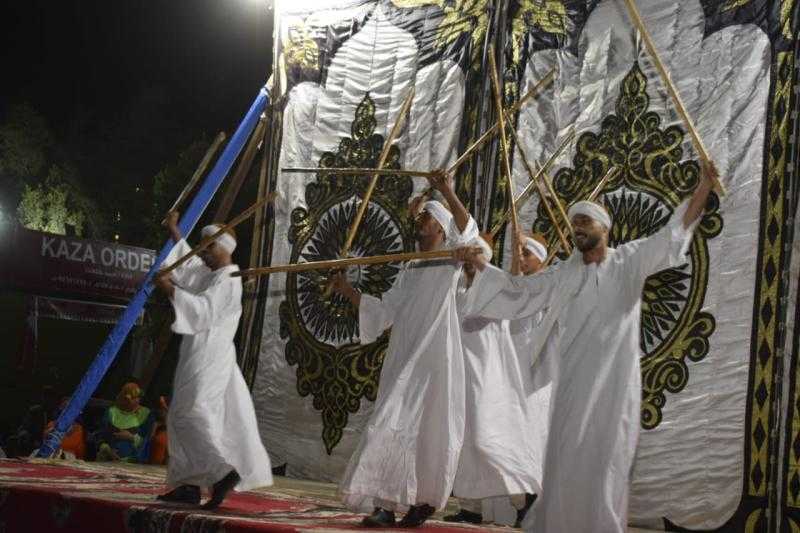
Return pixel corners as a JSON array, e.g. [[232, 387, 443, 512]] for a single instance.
[[214, 116, 269, 221], [160, 192, 277, 275], [621, 0, 725, 195], [498, 115, 572, 254], [234, 246, 483, 277], [161, 131, 226, 224], [488, 45, 521, 272], [340, 88, 415, 258], [282, 71, 557, 184], [588, 166, 620, 201], [446, 68, 556, 175], [489, 130, 574, 239], [280, 167, 440, 178], [318, 88, 415, 298], [535, 131, 576, 242]]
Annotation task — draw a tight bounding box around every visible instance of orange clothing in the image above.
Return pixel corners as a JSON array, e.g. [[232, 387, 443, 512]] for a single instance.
[[149, 427, 168, 465], [44, 421, 86, 460]]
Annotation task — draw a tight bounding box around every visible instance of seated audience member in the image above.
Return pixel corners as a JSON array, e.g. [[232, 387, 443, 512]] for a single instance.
[[42, 397, 87, 460], [96, 382, 153, 463]]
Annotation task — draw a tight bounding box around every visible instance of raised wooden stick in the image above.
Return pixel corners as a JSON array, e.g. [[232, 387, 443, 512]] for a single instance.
[[341, 88, 415, 259], [233, 246, 482, 277], [504, 117, 574, 250], [621, 0, 725, 195], [282, 71, 557, 185], [488, 44, 521, 272], [446, 68, 556, 175], [318, 88, 415, 298], [162, 131, 226, 224], [588, 166, 620, 200], [281, 167, 440, 178], [160, 192, 277, 275], [489, 127, 575, 244]]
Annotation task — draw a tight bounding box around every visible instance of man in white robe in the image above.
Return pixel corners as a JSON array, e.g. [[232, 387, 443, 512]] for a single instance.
[[454, 163, 718, 532], [153, 213, 272, 509], [445, 234, 541, 528], [331, 172, 478, 528]]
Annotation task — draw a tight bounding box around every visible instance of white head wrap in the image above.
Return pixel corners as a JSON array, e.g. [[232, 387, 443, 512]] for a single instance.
[[469, 236, 493, 262], [201, 224, 237, 254], [524, 237, 547, 262], [423, 200, 454, 240], [568, 200, 612, 229]]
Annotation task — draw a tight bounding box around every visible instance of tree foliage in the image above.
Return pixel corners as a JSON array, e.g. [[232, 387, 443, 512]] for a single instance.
[[0, 104, 106, 238], [17, 166, 93, 236]]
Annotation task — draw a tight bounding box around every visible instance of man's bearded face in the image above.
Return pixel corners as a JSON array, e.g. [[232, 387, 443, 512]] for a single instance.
[[571, 214, 607, 252]]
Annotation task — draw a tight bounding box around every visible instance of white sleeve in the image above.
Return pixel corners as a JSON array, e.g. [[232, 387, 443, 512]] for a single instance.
[[164, 239, 208, 290], [357, 264, 408, 344], [446, 215, 479, 247], [171, 278, 240, 335], [358, 294, 393, 344], [465, 263, 559, 321], [616, 199, 700, 288]]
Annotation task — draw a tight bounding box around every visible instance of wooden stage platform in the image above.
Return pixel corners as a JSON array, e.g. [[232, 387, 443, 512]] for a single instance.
[[0, 458, 660, 532]]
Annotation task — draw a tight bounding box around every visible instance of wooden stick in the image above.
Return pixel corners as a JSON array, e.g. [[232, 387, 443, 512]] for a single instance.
[[162, 131, 226, 224], [498, 116, 572, 254], [161, 192, 277, 275], [446, 68, 556, 175], [234, 246, 482, 277], [214, 116, 269, 221], [281, 167, 440, 178], [536, 131, 576, 241], [488, 45, 521, 273], [318, 88, 415, 298], [621, 0, 725, 196], [589, 166, 619, 201], [282, 71, 557, 184], [489, 129, 574, 239], [341, 88, 415, 258]]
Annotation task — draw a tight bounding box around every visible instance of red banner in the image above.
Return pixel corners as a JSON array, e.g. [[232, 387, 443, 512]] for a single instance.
[[0, 226, 156, 302]]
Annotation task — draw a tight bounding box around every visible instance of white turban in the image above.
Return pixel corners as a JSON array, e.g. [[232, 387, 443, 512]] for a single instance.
[[201, 224, 237, 254], [423, 200, 454, 240], [469, 236, 493, 262], [568, 200, 612, 229], [524, 237, 547, 262]]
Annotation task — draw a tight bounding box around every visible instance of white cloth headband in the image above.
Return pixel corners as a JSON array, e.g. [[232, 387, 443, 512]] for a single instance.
[[423, 201, 454, 240], [524, 237, 547, 262], [469, 236, 493, 262], [201, 224, 237, 254], [568, 200, 612, 229]]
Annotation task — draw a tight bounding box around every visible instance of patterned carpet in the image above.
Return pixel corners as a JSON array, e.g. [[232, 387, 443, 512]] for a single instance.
[[0, 459, 663, 532], [0, 458, 509, 532]]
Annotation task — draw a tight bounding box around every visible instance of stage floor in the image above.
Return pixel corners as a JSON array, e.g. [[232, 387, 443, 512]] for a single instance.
[[0, 458, 660, 532]]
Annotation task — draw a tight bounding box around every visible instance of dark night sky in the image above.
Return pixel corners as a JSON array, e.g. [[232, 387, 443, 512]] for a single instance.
[[2, 0, 274, 135], [0, 0, 275, 244]]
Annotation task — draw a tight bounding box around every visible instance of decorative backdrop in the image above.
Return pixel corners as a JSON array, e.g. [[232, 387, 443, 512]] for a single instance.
[[248, 0, 799, 531]]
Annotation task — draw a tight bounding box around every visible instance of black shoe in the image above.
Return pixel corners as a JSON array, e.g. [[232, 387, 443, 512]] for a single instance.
[[200, 470, 240, 510], [398, 504, 435, 528], [514, 493, 537, 528], [443, 509, 482, 524], [156, 485, 201, 505], [361, 507, 396, 528]]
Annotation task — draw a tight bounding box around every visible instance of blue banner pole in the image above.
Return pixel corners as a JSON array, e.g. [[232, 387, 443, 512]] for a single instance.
[[38, 87, 270, 458]]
